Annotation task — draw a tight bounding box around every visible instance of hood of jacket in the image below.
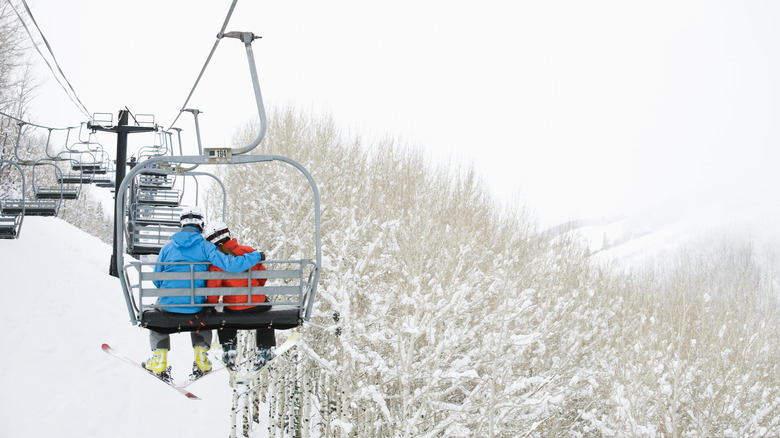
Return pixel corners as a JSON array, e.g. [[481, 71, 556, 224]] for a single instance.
[[170, 227, 203, 249]]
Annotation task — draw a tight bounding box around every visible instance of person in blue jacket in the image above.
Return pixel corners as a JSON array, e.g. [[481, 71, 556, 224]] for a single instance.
[[142, 206, 264, 380]]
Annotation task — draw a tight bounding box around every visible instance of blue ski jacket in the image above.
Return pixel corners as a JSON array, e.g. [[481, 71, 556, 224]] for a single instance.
[[154, 226, 264, 313]]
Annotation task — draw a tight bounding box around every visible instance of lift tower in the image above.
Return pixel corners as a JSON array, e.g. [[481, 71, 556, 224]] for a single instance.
[[88, 109, 157, 277]]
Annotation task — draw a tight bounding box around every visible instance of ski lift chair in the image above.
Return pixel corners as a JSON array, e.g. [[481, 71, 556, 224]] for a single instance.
[[0, 160, 25, 238], [136, 131, 171, 161], [32, 160, 80, 201], [71, 161, 107, 175], [70, 148, 109, 176], [126, 222, 180, 256], [0, 213, 22, 239], [0, 198, 58, 216], [125, 170, 215, 257], [93, 158, 117, 188], [92, 171, 116, 188], [115, 29, 321, 333], [0, 160, 60, 217], [69, 123, 105, 154], [117, 155, 321, 333], [124, 167, 188, 256], [135, 188, 181, 206], [57, 151, 96, 185], [71, 150, 107, 175]]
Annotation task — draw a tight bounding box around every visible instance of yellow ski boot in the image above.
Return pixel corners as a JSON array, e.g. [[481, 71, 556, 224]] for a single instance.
[[192, 345, 212, 377], [142, 348, 171, 381]]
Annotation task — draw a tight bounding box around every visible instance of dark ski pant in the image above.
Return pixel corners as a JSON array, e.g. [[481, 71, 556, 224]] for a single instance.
[[216, 307, 276, 348], [216, 327, 276, 348]]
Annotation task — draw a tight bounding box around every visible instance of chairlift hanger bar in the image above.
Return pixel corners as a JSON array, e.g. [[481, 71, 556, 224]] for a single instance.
[[0, 110, 79, 131], [87, 121, 158, 134], [219, 31, 261, 42], [174, 31, 267, 156]]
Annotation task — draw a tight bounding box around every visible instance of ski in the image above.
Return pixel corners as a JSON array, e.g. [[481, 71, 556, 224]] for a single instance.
[[101, 343, 201, 400], [177, 363, 224, 388], [232, 331, 301, 383]]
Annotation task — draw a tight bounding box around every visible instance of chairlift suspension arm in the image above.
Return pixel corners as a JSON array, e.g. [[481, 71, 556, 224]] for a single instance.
[[43, 128, 55, 159], [13, 123, 25, 163], [182, 108, 204, 157], [165, 129, 179, 156], [217, 31, 267, 155]]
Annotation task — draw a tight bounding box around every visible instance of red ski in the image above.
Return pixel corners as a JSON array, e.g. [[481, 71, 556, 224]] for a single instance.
[[101, 343, 200, 400]]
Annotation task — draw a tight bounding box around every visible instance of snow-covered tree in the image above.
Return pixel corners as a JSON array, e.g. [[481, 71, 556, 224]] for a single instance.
[[208, 106, 780, 436]]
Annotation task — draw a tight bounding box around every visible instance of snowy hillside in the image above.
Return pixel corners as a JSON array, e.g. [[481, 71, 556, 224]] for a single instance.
[[0, 217, 240, 437], [3, 204, 780, 436], [559, 201, 780, 267]]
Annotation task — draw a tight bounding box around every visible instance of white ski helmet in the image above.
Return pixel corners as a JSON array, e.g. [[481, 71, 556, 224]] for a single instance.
[[203, 220, 231, 245], [179, 206, 205, 231]]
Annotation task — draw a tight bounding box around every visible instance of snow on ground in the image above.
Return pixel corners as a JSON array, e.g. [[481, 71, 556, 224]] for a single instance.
[[4, 206, 778, 436], [0, 217, 239, 437]]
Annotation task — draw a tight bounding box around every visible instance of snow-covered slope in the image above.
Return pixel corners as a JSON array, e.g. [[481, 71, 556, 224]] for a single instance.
[[4, 206, 777, 437], [561, 202, 780, 267], [0, 217, 236, 437]]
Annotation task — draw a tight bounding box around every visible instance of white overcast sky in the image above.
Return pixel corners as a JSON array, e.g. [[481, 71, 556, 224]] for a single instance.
[[20, 0, 780, 227]]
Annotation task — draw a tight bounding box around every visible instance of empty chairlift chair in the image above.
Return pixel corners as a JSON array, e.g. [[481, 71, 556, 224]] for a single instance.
[[1, 163, 60, 218], [91, 160, 116, 188], [125, 166, 182, 256], [0, 160, 25, 239], [32, 160, 80, 201], [0, 213, 22, 239], [57, 155, 95, 185]]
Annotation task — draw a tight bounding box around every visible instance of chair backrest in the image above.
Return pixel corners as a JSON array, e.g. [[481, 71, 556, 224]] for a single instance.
[[129, 259, 317, 317]]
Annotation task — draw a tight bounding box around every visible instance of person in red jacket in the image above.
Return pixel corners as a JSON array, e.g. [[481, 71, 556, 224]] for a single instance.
[[203, 220, 276, 371]]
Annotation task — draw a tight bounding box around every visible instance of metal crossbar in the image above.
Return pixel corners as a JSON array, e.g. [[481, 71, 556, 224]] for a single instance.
[[128, 259, 315, 315], [58, 173, 93, 184], [35, 186, 79, 200], [136, 188, 181, 206], [127, 223, 179, 255], [132, 205, 183, 225], [0, 199, 58, 216], [138, 174, 174, 189], [71, 163, 106, 174]]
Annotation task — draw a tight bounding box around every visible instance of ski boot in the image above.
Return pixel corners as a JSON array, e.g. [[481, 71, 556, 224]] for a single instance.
[[191, 345, 212, 378], [253, 346, 276, 372], [142, 348, 172, 382], [221, 341, 237, 371]]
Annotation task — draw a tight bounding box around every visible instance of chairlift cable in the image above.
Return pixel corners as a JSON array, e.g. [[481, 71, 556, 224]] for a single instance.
[[12, 0, 92, 120], [167, 0, 239, 131], [0, 110, 78, 131]]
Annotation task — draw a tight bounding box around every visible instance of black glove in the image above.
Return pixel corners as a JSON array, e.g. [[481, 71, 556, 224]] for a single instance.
[[258, 251, 266, 261]]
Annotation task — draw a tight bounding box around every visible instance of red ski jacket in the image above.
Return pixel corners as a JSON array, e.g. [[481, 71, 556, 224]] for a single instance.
[[206, 238, 267, 310]]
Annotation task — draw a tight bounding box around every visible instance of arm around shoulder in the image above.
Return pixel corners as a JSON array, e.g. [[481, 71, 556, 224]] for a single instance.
[[204, 241, 263, 272]]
